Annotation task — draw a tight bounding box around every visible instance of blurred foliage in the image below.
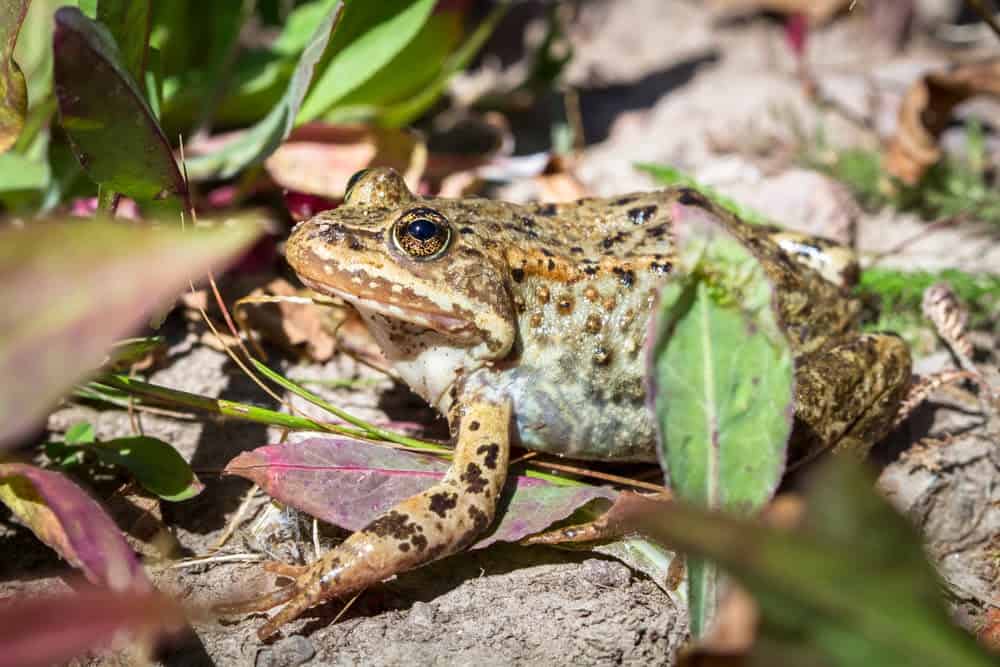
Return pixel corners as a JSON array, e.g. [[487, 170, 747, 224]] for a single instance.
[[0, 0, 502, 212], [807, 122, 1000, 226]]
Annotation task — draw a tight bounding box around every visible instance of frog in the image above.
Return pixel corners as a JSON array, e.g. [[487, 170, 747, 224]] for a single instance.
[[226, 167, 911, 638]]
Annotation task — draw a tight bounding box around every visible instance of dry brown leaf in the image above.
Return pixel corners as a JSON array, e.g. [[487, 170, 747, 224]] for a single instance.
[[885, 58, 1000, 184], [979, 607, 1000, 653], [535, 154, 592, 203], [265, 123, 426, 199], [709, 0, 851, 24], [237, 278, 339, 362]]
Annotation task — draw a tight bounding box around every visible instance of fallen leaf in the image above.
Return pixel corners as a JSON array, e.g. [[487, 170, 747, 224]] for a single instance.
[[709, 0, 851, 24], [0, 587, 186, 667], [52, 7, 185, 200], [0, 218, 260, 449], [264, 123, 425, 199], [0, 464, 148, 591], [224, 438, 617, 549], [92, 436, 203, 502], [239, 277, 339, 362], [0, 0, 28, 154], [885, 58, 1000, 185]]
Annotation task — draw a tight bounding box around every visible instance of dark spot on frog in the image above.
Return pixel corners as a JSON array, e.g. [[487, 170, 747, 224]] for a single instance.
[[570, 246, 584, 254], [650, 261, 672, 274], [468, 420, 480, 431], [540, 248, 554, 257], [547, 259, 556, 271], [429, 492, 458, 518], [647, 223, 670, 238], [614, 195, 638, 206], [460, 226, 475, 234], [347, 235, 363, 251], [583, 266, 598, 277], [411, 534, 428, 552], [612, 267, 635, 287], [677, 188, 708, 207], [399, 542, 411, 552], [593, 346, 611, 365], [367, 510, 418, 540], [601, 238, 614, 249], [476, 443, 500, 470], [537, 203, 557, 216], [627, 205, 657, 225], [460, 462, 487, 494], [556, 296, 574, 315], [520, 216, 536, 228], [468, 505, 490, 532], [511, 267, 525, 283]]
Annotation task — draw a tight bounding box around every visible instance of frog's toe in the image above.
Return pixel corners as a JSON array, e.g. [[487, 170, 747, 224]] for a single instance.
[[215, 583, 298, 617]]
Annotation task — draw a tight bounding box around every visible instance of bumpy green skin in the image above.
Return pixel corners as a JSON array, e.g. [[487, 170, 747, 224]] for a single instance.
[[234, 168, 910, 638]]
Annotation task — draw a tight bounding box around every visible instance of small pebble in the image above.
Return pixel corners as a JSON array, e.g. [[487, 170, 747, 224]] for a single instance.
[[255, 635, 316, 667]]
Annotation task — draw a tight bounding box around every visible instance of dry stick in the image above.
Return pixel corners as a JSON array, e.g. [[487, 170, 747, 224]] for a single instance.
[[526, 459, 670, 494], [966, 0, 1000, 41]]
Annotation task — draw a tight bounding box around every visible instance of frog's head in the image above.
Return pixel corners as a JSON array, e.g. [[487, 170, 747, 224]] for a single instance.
[[286, 168, 516, 405]]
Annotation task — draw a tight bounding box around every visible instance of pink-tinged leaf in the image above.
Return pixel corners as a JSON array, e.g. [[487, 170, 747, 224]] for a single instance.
[[264, 123, 425, 199], [0, 0, 29, 154], [225, 438, 617, 548], [0, 464, 148, 591], [0, 587, 186, 667], [0, 218, 261, 449], [53, 7, 185, 201]]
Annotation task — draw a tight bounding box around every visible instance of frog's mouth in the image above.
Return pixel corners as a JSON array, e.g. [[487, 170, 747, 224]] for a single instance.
[[298, 275, 480, 343]]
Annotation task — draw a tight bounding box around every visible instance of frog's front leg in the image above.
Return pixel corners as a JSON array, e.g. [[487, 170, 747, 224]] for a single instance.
[[792, 332, 911, 459], [220, 395, 512, 639]]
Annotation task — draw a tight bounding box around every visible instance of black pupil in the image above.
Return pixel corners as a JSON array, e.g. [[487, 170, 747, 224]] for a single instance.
[[406, 218, 438, 241]]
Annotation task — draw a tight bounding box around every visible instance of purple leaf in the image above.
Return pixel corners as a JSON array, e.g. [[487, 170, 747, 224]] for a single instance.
[[0, 464, 149, 591], [0, 218, 260, 449], [225, 438, 617, 548], [53, 6, 184, 201], [0, 587, 185, 667]]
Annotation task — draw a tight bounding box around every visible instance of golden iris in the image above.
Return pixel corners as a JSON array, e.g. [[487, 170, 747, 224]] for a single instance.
[[391, 208, 452, 260]]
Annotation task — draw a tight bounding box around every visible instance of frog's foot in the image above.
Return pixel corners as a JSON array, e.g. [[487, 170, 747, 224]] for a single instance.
[[219, 396, 512, 640], [522, 491, 670, 546], [793, 332, 912, 460]]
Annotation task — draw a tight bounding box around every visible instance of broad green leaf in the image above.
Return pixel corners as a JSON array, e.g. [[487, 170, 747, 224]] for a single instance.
[[296, 0, 435, 123], [183, 2, 344, 180], [0, 218, 261, 449], [272, 0, 340, 56], [322, 9, 462, 124], [53, 7, 185, 200], [0, 0, 29, 154], [612, 460, 997, 667], [93, 0, 152, 82], [378, 3, 507, 128], [0, 148, 49, 189], [93, 436, 202, 501], [648, 202, 794, 635], [0, 463, 150, 591]]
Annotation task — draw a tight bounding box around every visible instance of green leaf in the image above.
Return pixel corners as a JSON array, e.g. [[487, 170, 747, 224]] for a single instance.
[[183, 2, 344, 180], [0, 217, 261, 450], [613, 459, 998, 667], [93, 436, 202, 501], [65, 421, 95, 445], [378, 3, 507, 128], [272, 0, 341, 56], [296, 0, 435, 123], [647, 202, 794, 635], [53, 6, 185, 201], [93, 0, 152, 83], [0, 147, 49, 189], [0, 0, 29, 154]]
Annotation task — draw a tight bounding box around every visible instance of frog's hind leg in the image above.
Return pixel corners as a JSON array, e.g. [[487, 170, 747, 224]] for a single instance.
[[792, 332, 912, 460], [220, 396, 512, 639]]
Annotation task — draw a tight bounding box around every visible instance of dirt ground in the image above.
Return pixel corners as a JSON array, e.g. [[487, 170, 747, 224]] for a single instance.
[[3, 1, 999, 665]]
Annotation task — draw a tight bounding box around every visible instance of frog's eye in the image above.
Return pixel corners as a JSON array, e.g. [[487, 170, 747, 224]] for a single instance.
[[391, 208, 452, 261]]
